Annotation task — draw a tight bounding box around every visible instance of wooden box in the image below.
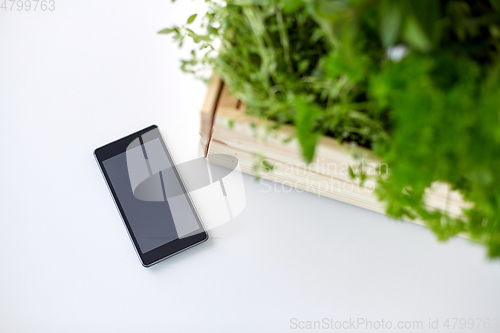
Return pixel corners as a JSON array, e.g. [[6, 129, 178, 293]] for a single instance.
[[199, 75, 468, 224]]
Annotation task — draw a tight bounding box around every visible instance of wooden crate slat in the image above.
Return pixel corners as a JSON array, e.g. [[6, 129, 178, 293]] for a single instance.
[[199, 76, 469, 224], [199, 74, 223, 157]]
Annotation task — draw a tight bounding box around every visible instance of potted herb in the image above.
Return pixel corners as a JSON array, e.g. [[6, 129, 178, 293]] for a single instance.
[[160, 0, 500, 258]]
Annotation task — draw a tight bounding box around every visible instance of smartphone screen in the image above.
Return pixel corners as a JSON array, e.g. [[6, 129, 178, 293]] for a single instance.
[[95, 125, 207, 266]]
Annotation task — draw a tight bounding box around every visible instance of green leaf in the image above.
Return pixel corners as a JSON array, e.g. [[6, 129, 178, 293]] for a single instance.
[[158, 28, 176, 34], [491, 0, 500, 11], [261, 159, 274, 172], [348, 166, 356, 179], [379, 2, 401, 47], [294, 96, 322, 163], [187, 14, 198, 24], [406, 0, 440, 46], [402, 16, 432, 51], [298, 59, 310, 73], [282, 0, 303, 13]]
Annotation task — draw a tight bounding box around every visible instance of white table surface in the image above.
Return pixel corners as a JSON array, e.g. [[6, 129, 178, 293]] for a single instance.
[[1, 1, 499, 332]]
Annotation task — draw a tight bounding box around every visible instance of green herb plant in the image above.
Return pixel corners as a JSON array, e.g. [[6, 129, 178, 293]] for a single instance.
[[161, 0, 500, 258]]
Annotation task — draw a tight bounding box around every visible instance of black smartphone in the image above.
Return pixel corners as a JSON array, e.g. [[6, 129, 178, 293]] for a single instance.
[[94, 125, 208, 267]]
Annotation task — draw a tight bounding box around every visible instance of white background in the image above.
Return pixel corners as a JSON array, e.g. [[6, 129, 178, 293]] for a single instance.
[[1, 1, 499, 332]]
